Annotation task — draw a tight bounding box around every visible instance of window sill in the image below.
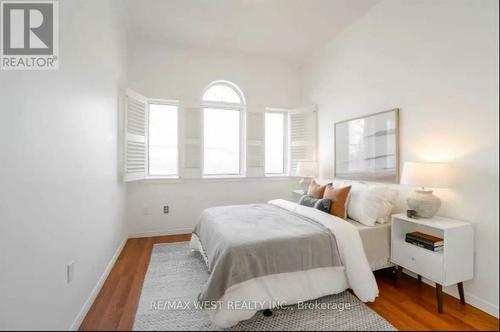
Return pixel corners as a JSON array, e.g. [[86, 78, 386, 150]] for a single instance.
[[202, 174, 245, 179], [265, 173, 289, 177], [146, 175, 180, 180], [138, 175, 293, 184]]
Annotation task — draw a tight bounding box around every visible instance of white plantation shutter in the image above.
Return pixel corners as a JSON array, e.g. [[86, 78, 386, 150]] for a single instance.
[[289, 107, 317, 176], [246, 111, 265, 177], [182, 106, 203, 178], [123, 90, 147, 182]]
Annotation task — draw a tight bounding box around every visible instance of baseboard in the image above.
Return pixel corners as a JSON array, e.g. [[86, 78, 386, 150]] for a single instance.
[[404, 271, 499, 318], [69, 237, 128, 330], [69, 229, 190, 330], [128, 228, 193, 238]]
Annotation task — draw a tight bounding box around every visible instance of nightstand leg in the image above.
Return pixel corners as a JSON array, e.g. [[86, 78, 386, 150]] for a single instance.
[[436, 283, 443, 313], [417, 274, 422, 285], [395, 266, 403, 287], [457, 282, 466, 305]]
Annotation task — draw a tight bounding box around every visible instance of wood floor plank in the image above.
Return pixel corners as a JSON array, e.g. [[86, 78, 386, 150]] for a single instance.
[[375, 274, 477, 330], [116, 238, 154, 331], [79, 240, 140, 331], [376, 269, 499, 331], [79, 235, 499, 331], [367, 295, 431, 330]]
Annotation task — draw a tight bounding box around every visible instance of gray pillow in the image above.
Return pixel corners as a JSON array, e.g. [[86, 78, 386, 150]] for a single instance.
[[298, 195, 331, 214]]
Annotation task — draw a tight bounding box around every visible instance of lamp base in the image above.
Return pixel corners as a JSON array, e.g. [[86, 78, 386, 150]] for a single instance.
[[407, 189, 441, 218], [299, 177, 314, 192]]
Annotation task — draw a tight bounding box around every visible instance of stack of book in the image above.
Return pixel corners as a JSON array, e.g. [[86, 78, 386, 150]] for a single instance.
[[405, 232, 444, 252]]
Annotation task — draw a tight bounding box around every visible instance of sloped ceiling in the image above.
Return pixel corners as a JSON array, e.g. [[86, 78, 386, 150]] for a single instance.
[[124, 0, 380, 63]]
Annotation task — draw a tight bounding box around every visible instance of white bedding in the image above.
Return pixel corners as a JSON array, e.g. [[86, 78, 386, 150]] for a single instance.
[[348, 219, 392, 271], [190, 199, 381, 328]]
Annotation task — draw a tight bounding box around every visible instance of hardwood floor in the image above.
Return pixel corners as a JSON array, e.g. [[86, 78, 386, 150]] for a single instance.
[[79, 235, 191, 331], [79, 235, 499, 331], [369, 269, 499, 331]]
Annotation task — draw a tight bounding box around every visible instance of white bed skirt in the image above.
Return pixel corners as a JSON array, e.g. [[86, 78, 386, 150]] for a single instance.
[[190, 234, 349, 328]]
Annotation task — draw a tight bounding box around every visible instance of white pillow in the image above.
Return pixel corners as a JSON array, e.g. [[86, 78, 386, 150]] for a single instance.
[[347, 183, 399, 226]]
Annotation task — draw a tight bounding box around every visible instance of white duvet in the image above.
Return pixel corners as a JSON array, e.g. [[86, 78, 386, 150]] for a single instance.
[[190, 199, 379, 328]]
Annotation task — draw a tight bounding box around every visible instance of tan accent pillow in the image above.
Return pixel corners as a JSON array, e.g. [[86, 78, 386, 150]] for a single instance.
[[307, 180, 327, 199], [323, 184, 352, 219]]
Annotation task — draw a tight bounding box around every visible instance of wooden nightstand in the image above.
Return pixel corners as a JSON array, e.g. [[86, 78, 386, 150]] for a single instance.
[[390, 213, 474, 313]]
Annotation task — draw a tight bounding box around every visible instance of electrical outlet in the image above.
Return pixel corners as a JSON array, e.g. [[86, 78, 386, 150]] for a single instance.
[[163, 205, 169, 214], [67, 262, 74, 284]]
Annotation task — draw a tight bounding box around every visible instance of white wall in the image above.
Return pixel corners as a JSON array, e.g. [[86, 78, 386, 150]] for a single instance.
[[127, 178, 297, 236], [302, 0, 499, 316], [0, 1, 127, 329], [127, 42, 302, 108], [126, 42, 301, 235]]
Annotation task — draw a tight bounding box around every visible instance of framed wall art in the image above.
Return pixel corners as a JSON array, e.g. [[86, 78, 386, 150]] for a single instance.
[[334, 109, 400, 183]]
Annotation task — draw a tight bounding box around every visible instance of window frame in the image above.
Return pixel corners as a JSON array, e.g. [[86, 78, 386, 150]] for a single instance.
[[146, 99, 181, 179], [264, 109, 289, 176], [202, 80, 246, 105], [201, 81, 246, 178]]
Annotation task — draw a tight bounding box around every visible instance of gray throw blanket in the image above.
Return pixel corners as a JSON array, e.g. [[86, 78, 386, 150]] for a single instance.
[[192, 203, 343, 303]]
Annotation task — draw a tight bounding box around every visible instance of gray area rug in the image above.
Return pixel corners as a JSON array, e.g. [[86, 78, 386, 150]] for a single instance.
[[133, 242, 396, 331]]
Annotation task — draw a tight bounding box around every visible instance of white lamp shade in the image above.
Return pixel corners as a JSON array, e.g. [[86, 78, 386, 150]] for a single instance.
[[296, 161, 318, 177], [401, 162, 451, 188]]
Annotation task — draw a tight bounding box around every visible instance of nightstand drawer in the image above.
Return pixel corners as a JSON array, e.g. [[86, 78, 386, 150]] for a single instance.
[[392, 240, 444, 282]]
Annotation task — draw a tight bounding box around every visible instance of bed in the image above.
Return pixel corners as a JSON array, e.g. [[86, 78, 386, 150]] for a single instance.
[[190, 199, 391, 328], [348, 218, 392, 271]]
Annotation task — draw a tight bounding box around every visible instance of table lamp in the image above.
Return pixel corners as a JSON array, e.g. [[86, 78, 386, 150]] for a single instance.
[[401, 162, 451, 218], [296, 161, 318, 191]]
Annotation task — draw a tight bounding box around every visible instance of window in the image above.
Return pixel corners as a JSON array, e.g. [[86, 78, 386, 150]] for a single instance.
[[202, 81, 245, 176], [265, 112, 286, 174], [148, 103, 178, 176], [203, 84, 242, 104], [203, 108, 240, 175]]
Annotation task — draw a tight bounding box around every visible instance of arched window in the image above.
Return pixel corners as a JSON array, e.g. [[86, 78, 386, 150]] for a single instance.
[[202, 81, 245, 176], [202, 81, 245, 105]]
